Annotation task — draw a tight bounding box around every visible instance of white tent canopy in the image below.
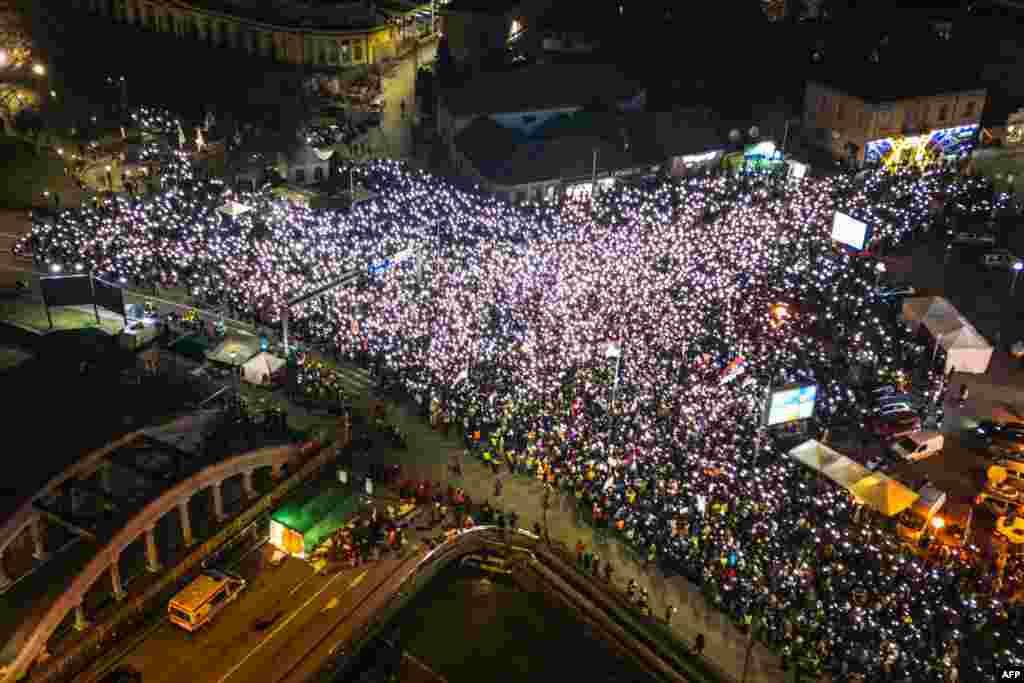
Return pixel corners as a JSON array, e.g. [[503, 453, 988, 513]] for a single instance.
[[789, 440, 920, 516], [789, 440, 871, 489], [217, 200, 254, 218], [242, 352, 286, 386], [902, 296, 993, 374]]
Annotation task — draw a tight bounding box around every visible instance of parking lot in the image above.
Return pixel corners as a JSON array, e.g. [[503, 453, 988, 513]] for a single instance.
[[823, 210, 1024, 557]]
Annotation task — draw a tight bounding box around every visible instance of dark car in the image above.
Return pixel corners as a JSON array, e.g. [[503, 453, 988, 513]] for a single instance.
[[864, 413, 921, 439], [98, 666, 142, 683], [974, 420, 1024, 444]]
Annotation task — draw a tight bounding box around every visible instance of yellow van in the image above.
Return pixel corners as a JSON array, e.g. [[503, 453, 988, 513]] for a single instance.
[[168, 570, 246, 632]]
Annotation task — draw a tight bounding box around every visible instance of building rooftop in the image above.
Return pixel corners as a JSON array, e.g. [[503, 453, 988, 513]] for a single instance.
[[443, 62, 640, 117], [173, 0, 390, 31], [440, 0, 520, 15], [456, 110, 722, 186]]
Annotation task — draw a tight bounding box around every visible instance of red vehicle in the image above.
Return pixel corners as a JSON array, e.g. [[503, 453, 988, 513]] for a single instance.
[[864, 413, 921, 439]]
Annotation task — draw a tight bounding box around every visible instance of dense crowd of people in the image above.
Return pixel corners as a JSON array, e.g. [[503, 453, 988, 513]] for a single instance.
[[16, 113, 1024, 681]]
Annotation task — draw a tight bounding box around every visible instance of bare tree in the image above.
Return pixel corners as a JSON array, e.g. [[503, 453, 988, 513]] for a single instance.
[[0, 1, 47, 132]]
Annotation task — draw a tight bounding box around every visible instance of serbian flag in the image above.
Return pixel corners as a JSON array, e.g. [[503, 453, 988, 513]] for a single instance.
[[720, 356, 747, 385]]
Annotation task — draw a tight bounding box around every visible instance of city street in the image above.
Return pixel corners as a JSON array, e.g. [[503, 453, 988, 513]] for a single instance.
[[377, 39, 436, 161], [82, 523, 425, 683]]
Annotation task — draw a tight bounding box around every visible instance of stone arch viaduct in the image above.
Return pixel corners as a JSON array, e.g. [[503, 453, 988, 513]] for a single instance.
[[0, 434, 311, 683]]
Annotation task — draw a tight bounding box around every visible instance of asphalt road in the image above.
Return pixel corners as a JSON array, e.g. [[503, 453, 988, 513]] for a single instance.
[[93, 532, 425, 683], [378, 40, 436, 161]]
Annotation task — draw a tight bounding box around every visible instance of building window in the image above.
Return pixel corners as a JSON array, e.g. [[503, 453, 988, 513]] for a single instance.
[[964, 101, 976, 118], [296, 168, 306, 183], [938, 104, 948, 121]]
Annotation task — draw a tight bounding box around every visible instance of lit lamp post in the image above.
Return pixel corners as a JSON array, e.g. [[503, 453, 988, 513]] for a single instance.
[[1011, 260, 1023, 295], [105, 165, 113, 191], [875, 261, 886, 287]]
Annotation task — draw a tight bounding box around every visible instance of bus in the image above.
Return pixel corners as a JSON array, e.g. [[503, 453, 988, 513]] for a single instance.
[[168, 569, 247, 632]]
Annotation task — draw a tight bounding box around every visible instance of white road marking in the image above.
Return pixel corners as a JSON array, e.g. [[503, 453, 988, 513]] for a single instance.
[[216, 568, 350, 683]]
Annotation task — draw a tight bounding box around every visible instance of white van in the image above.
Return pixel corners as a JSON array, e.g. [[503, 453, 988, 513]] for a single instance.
[[896, 485, 947, 542], [891, 431, 944, 461]]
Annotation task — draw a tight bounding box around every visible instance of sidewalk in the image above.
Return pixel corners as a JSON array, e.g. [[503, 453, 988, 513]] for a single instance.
[[373, 398, 789, 683]]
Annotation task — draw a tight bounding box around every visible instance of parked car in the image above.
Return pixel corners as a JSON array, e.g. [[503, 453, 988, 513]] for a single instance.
[[876, 285, 917, 299], [989, 481, 1021, 501], [996, 516, 1024, 545], [951, 231, 997, 246], [891, 431, 944, 461], [975, 420, 1024, 442], [982, 249, 1022, 270], [864, 413, 922, 439], [977, 491, 1021, 517], [875, 394, 918, 408], [875, 402, 915, 416], [870, 385, 897, 398], [988, 442, 1024, 460]]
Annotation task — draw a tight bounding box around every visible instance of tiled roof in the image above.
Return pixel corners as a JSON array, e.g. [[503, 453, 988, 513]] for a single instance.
[[443, 62, 640, 116], [179, 0, 387, 30], [456, 110, 723, 186]]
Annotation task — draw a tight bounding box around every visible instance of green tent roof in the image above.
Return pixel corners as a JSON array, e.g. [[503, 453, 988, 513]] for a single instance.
[[272, 484, 353, 534]]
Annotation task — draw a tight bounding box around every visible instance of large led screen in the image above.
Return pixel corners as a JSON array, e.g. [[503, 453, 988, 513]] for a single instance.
[[40, 274, 92, 308], [766, 384, 818, 426], [831, 212, 868, 251]]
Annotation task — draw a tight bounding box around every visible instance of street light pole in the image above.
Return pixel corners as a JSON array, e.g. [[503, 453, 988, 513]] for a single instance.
[[1011, 261, 1023, 295], [875, 261, 887, 287]]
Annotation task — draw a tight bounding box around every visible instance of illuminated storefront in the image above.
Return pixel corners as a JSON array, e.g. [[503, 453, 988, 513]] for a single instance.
[[865, 124, 979, 170]]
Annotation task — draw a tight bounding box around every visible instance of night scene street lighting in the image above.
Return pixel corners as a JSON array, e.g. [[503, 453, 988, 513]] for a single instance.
[[1012, 260, 1024, 295]]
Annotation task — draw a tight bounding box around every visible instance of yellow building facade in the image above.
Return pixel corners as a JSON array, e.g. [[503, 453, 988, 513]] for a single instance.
[[803, 80, 987, 164], [69, 0, 429, 67]]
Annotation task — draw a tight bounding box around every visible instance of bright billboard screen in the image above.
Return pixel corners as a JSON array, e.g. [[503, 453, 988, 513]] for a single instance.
[[831, 211, 869, 251], [766, 384, 818, 426]]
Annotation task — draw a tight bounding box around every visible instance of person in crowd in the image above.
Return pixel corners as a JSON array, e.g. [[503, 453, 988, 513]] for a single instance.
[[20, 118, 1019, 682]]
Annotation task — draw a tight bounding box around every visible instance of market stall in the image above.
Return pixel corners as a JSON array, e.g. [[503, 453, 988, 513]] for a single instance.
[[902, 296, 993, 374], [242, 351, 286, 386], [205, 333, 261, 368], [269, 485, 357, 559], [849, 475, 920, 517]]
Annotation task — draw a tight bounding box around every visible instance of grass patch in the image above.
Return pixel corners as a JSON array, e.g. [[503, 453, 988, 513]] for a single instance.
[[0, 299, 124, 335], [0, 136, 67, 210]]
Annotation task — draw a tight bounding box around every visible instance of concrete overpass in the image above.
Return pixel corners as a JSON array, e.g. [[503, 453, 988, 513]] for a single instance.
[[0, 437, 314, 683], [0, 412, 220, 593]]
